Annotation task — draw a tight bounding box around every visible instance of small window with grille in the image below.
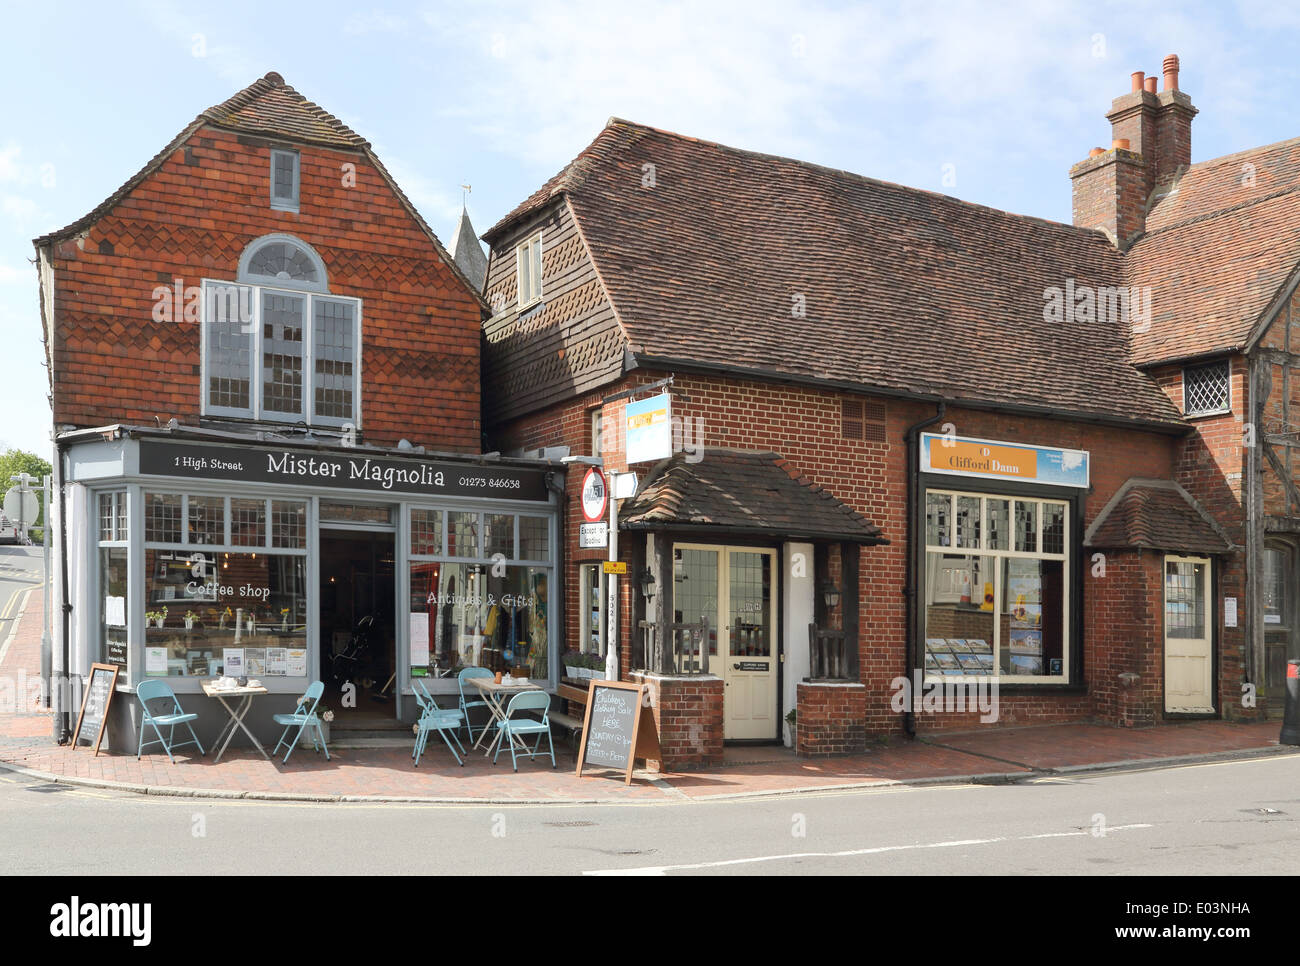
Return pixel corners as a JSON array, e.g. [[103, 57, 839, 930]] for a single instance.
[[1183, 361, 1230, 416]]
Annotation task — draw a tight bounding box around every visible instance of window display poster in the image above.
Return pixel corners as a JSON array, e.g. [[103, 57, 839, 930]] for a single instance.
[[286, 648, 307, 677], [268, 647, 287, 676], [965, 638, 992, 654], [409, 612, 430, 668], [1009, 629, 1042, 654], [145, 646, 168, 676], [223, 648, 244, 676], [244, 647, 266, 676], [104, 596, 126, 628], [1010, 654, 1042, 674]]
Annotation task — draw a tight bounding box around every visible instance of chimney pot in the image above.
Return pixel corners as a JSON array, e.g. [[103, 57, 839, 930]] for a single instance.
[[1112, 138, 1130, 151], [1089, 147, 1105, 158], [1144, 76, 1158, 94], [1131, 71, 1145, 92], [1162, 54, 1180, 91]]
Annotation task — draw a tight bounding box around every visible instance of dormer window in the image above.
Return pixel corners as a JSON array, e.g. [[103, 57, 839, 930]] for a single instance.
[[270, 148, 300, 212], [1183, 360, 1230, 417], [202, 234, 360, 429], [516, 233, 543, 307]]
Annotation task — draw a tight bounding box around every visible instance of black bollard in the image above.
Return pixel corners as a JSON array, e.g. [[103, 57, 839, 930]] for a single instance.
[[1281, 659, 1300, 746]]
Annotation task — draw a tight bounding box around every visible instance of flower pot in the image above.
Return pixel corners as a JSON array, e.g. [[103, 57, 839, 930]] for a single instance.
[[184, 619, 194, 631]]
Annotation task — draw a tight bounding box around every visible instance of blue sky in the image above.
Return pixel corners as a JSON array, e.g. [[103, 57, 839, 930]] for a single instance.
[[1, 0, 1297, 457]]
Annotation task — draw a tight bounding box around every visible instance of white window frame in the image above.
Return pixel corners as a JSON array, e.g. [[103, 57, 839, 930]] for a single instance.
[[515, 232, 543, 308], [270, 148, 300, 212], [200, 278, 363, 429], [923, 487, 1072, 684], [1182, 360, 1231, 417], [579, 562, 606, 656]]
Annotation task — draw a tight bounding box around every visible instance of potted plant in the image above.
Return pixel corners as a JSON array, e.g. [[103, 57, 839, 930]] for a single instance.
[[280, 607, 290, 632], [184, 610, 197, 631], [316, 707, 334, 743], [219, 606, 231, 630], [563, 649, 583, 680], [785, 708, 797, 748], [579, 652, 607, 680]]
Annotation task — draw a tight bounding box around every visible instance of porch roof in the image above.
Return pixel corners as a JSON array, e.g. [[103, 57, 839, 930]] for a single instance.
[[1083, 478, 1234, 554], [619, 449, 888, 545]]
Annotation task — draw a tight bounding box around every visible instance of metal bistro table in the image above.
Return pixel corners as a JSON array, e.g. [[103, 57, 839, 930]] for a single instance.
[[467, 677, 544, 758], [201, 681, 271, 763]]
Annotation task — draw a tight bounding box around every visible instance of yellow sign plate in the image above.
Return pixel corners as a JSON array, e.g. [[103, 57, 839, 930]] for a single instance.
[[602, 561, 628, 575]]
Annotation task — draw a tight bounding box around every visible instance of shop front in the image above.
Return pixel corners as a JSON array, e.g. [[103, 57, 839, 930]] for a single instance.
[[61, 427, 562, 751]]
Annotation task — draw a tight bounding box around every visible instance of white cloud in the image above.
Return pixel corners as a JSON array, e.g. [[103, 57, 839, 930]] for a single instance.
[[343, 10, 408, 35]]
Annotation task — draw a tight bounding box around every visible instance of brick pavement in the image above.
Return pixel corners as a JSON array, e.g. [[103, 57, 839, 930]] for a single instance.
[[1, 590, 1291, 803]]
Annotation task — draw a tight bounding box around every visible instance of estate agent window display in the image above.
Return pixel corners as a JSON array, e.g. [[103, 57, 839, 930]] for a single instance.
[[922, 488, 1071, 683]]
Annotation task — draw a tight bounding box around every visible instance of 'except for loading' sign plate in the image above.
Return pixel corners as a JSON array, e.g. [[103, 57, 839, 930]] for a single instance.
[[579, 522, 608, 548]]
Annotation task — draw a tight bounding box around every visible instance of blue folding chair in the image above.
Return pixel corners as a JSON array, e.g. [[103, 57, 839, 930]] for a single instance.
[[135, 680, 205, 763], [271, 681, 329, 764], [457, 667, 494, 744], [492, 691, 556, 772], [412, 680, 466, 767]]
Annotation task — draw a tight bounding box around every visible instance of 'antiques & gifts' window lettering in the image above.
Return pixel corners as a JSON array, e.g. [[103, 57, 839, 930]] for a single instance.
[[923, 489, 1070, 682], [203, 236, 360, 428]]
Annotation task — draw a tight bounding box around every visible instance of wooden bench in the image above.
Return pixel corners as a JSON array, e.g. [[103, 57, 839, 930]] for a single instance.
[[550, 683, 590, 743]]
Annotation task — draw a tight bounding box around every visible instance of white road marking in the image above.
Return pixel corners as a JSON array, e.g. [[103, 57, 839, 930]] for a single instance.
[[0, 587, 33, 666], [583, 824, 1154, 875]]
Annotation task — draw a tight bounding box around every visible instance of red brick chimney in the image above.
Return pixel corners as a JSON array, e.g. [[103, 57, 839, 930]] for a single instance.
[[1070, 54, 1197, 249]]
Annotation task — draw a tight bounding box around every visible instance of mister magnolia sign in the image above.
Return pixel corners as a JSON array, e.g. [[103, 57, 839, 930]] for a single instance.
[[139, 440, 551, 502]]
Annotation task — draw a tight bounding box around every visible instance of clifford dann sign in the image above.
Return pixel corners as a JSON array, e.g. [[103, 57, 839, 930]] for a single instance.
[[139, 440, 551, 502]]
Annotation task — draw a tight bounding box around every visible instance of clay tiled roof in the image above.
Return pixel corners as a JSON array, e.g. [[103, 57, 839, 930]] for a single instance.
[[1127, 136, 1300, 366], [199, 71, 369, 149], [619, 449, 888, 544], [489, 119, 1186, 431], [1084, 478, 1233, 553], [33, 73, 487, 312]]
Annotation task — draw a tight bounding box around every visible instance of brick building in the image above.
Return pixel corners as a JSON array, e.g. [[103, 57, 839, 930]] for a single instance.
[[34, 74, 562, 749], [480, 56, 1297, 766]]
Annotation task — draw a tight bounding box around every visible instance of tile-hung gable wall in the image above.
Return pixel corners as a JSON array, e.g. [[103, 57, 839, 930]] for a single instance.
[[488, 363, 1206, 735], [482, 200, 626, 426], [45, 126, 482, 451]]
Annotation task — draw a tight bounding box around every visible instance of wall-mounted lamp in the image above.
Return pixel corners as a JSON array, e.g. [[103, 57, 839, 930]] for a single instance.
[[638, 567, 658, 599], [821, 579, 841, 610]]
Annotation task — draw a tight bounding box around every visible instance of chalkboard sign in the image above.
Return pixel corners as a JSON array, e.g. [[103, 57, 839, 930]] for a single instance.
[[72, 663, 119, 756], [575, 679, 645, 785]]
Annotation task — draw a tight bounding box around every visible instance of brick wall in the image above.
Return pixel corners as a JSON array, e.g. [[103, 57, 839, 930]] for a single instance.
[[633, 672, 724, 771], [796, 682, 866, 756], [44, 125, 482, 451]]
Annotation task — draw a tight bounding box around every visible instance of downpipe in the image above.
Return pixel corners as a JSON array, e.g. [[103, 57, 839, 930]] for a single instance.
[[903, 403, 946, 738]]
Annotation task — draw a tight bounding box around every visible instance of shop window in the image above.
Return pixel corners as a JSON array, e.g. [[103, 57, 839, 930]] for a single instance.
[[448, 512, 479, 557], [144, 549, 307, 678], [188, 496, 224, 546], [591, 410, 604, 457], [410, 509, 443, 555], [1264, 548, 1288, 627], [578, 563, 605, 657], [204, 235, 360, 429], [231, 498, 267, 546], [99, 491, 128, 542], [143, 493, 308, 678], [518, 516, 550, 561], [271, 500, 306, 549], [923, 490, 1070, 681], [408, 562, 549, 678], [1183, 361, 1230, 416], [98, 490, 130, 674], [484, 513, 514, 559], [145, 493, 182, 543]]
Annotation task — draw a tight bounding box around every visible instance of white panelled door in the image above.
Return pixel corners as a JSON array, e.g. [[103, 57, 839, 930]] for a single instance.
[[1164, 556, 1214, 714]]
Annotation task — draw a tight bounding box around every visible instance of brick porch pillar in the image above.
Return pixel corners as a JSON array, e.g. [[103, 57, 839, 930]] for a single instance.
[[631, 672, 723, 772], [796, 681, 867, 756]]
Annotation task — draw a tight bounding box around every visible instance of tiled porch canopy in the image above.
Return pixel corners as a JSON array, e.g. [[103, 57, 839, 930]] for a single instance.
[[1083, 478, 1234, 554], [619, 449, 888, 544]]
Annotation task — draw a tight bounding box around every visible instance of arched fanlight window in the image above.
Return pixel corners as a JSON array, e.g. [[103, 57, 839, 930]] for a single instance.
[[237, 234, 328, 292]]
